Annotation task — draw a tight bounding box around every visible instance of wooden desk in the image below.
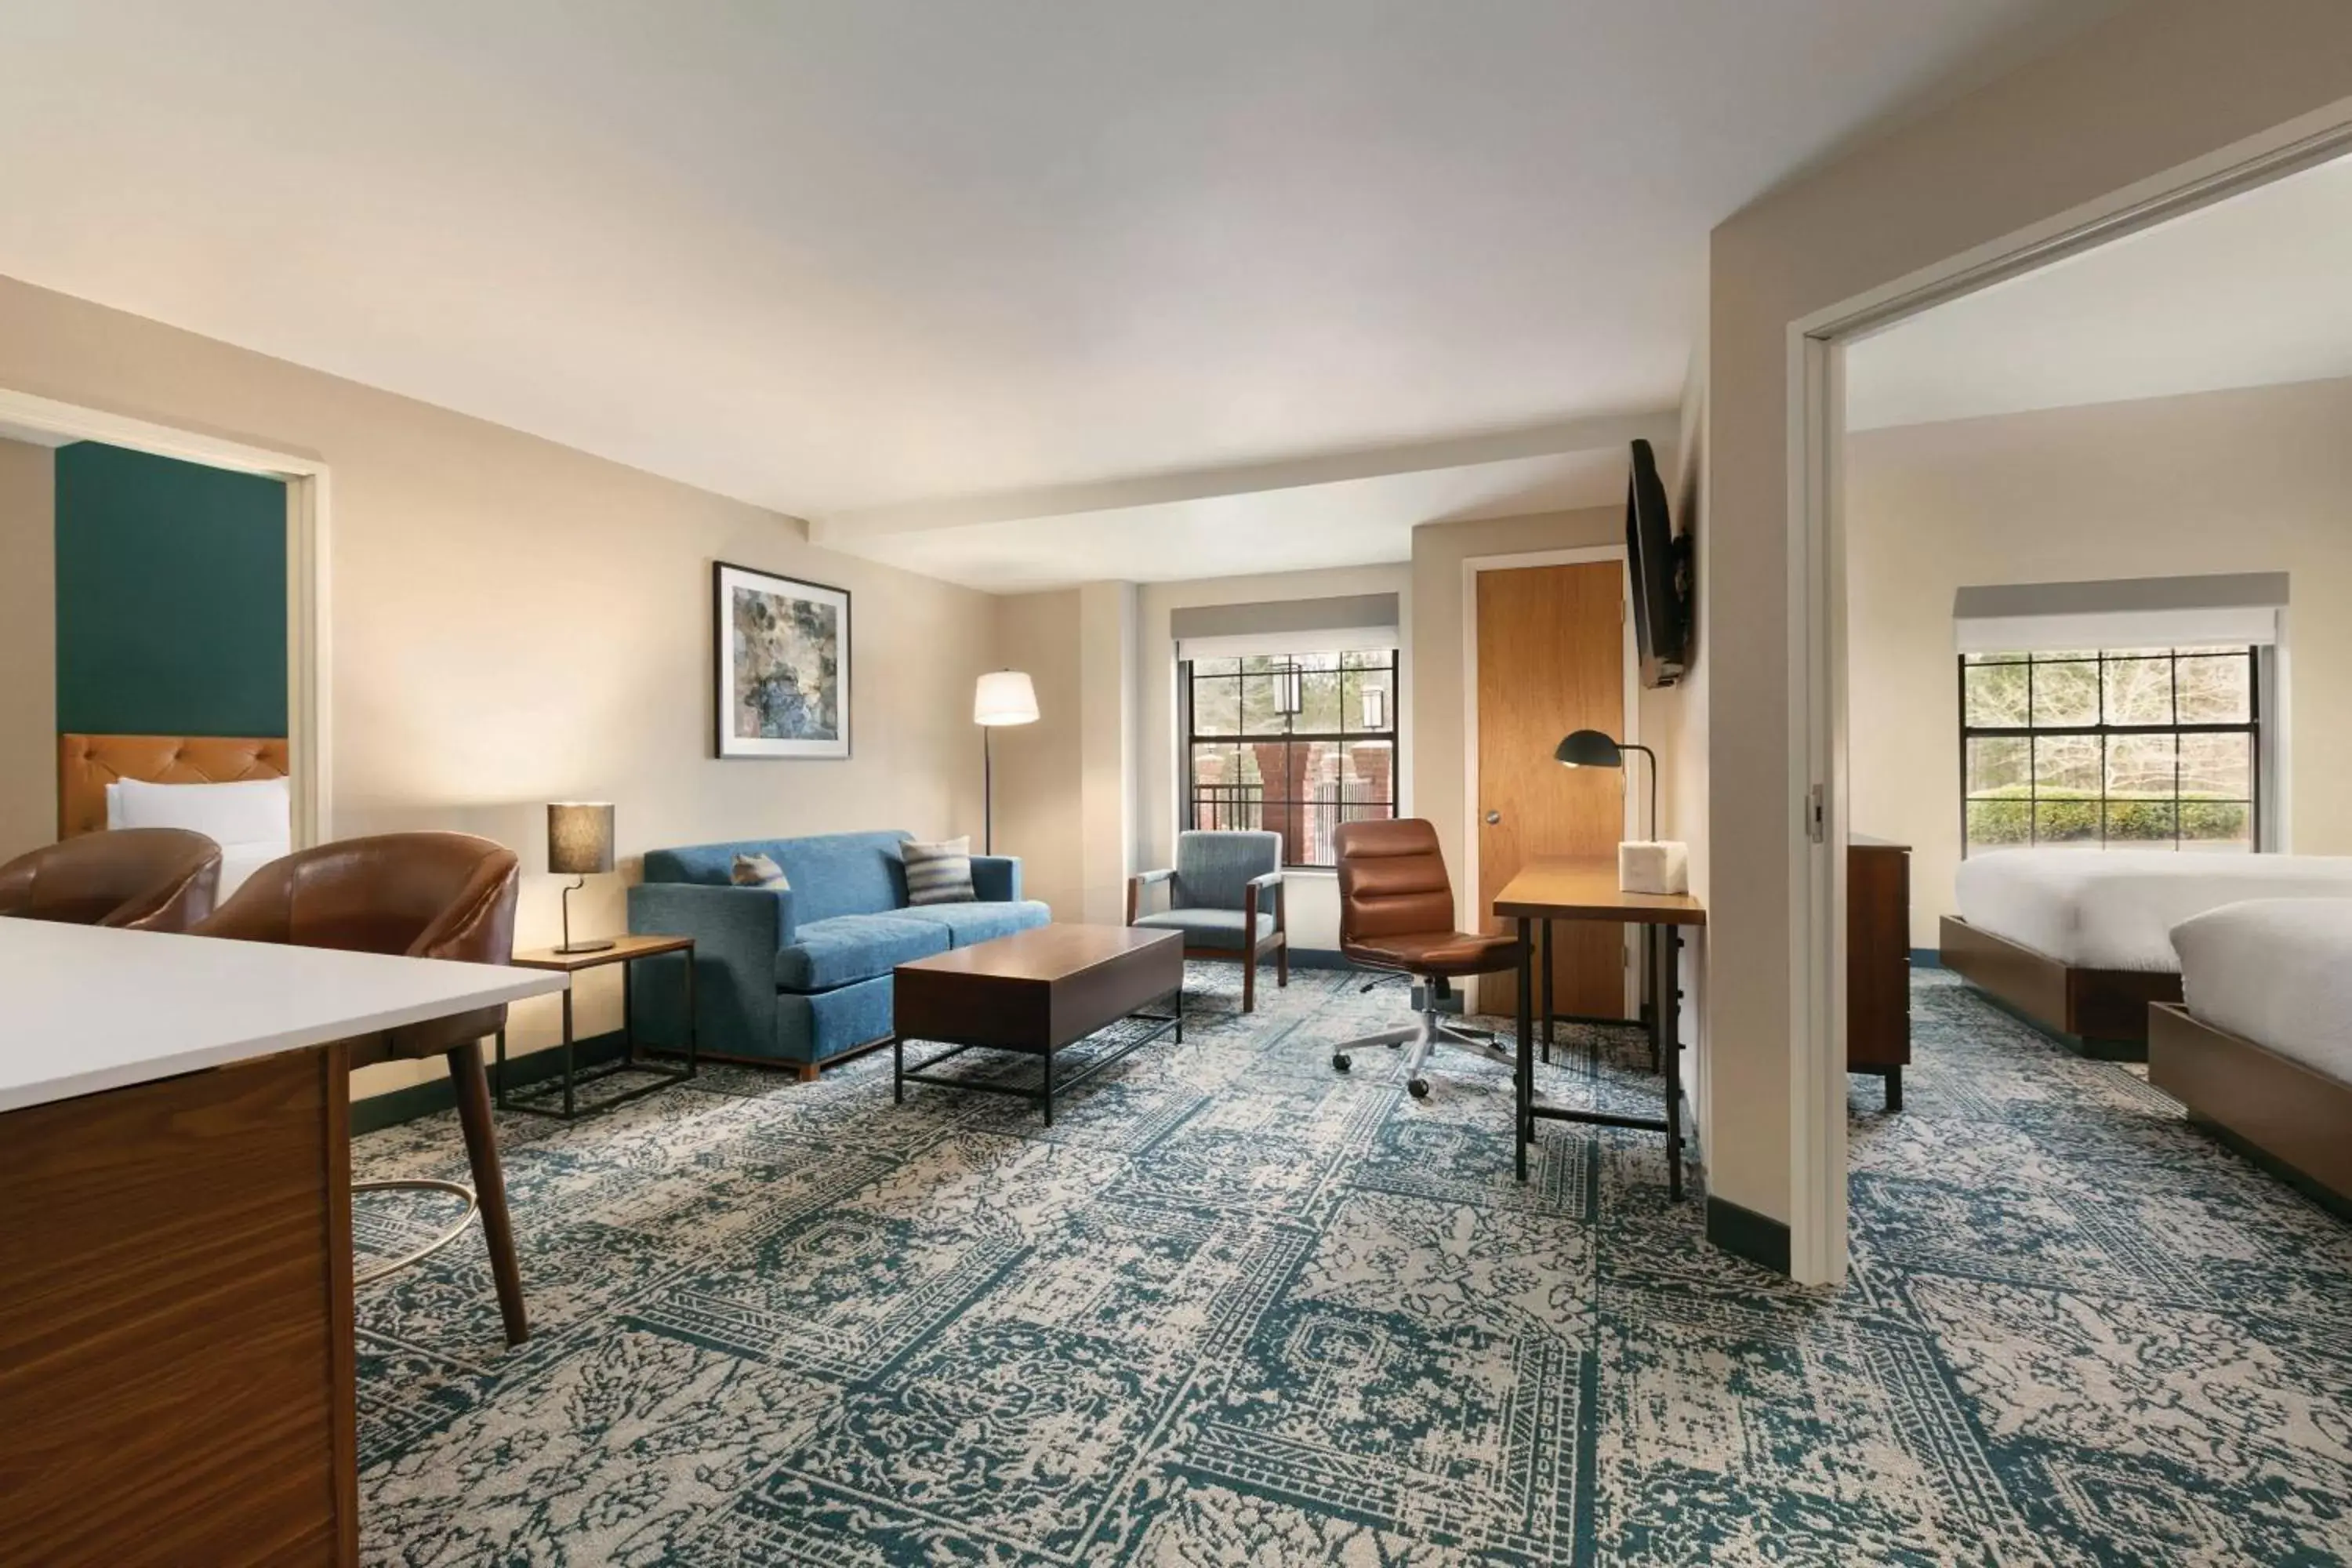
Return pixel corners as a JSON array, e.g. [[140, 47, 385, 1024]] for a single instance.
[[0, 920, 563, 1566], [1492, 857, 1706, 1195]]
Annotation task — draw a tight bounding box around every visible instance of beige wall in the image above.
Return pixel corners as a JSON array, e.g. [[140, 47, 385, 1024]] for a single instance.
[[0, 435, 56, 861], [1135, 563, 1413, 950], [1076, 581, 1138, 926], [1708, 0, 2352, 1254], [0, 274, 996, 1101], [1849, 378, 2352, 948], [988, 589, 1087, 921]]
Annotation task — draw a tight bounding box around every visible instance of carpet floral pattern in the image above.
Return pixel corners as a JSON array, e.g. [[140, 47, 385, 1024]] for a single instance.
[[355, 965, 2352, 1565]]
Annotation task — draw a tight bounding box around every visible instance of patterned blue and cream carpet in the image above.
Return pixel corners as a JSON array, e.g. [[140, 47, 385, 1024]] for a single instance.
[[354, 966, 2352, 1566]]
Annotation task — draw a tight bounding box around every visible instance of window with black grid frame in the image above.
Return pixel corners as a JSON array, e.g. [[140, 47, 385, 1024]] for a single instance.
[[1183, 651, 1397, 869], [1960, 645, 2259, 855]]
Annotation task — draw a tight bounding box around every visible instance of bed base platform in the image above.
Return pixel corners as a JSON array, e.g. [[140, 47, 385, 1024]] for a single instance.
[[1937, 916, 2179, 1061], [2149, 1001, 2352, 1218]]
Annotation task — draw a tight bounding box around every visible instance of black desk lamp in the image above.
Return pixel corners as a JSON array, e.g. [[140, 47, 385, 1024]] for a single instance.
[[1555, 729, 1657, 841], [546, 801, 615, 953]]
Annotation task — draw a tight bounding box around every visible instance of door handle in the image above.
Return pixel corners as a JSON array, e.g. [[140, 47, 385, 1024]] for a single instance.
[[1484, 811, 1501, 826]]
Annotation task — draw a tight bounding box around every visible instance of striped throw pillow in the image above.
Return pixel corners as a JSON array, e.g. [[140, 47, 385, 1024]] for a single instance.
[[902, 837, 975, 906], [731, 851, 789, 891]]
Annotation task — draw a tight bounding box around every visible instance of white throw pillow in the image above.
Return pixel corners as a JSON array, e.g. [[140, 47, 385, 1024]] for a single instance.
[[111, 775, 291, 851]]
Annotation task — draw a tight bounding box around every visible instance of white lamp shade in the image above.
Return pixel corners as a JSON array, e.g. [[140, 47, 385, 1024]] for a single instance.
[[973, 670, 1040, 726]]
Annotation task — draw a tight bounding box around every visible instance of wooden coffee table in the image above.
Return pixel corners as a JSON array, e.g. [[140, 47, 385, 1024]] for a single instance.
[[892, 924, 1183, 1124]]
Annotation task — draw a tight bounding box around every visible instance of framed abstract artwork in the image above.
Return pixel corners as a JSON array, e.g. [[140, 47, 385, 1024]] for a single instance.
[[713, 561, 851, 759]]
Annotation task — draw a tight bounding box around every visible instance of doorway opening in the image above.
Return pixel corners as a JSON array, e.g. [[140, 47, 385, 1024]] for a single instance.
[[1789, 112, 2352, 1283], [0, 388, 330, 860]]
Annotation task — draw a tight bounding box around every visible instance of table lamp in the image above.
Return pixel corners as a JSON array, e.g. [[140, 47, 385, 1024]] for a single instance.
[[1555, 729, 1686, 895], [972, 670, 1039, 855], [546, 801, 615, 953]]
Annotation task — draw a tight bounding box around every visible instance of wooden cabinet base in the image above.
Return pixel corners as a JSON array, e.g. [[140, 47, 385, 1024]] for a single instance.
[[0, 1045, 358, 1566], [1847, 840, 1911, 1101]]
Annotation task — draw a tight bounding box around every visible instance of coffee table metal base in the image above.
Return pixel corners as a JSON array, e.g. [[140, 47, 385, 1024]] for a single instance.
[[893, 988, 1182, 1126]]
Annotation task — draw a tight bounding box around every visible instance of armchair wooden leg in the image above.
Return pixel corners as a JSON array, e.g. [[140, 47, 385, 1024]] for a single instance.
[[1243, 946, 1258, 1013], [448, 1041, 528, 1347], [1276, 938, 1289, 989]]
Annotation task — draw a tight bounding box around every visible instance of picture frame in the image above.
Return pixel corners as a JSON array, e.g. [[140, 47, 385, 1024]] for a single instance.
[[713, 561, 851, 759]]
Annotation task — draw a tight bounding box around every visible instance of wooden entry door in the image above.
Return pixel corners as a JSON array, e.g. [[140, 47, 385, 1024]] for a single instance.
[[1475, 561, 1627, 1015]]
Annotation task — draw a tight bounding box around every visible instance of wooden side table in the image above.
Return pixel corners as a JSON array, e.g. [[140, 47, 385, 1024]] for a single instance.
[[499, 934, 698, 1120]]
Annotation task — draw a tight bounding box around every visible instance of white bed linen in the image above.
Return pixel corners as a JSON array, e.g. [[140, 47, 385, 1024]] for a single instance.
[[1953, 848, 2352, 971], [2172, 898, 2352, 1083], [101, 776, 289, 901], [215, 844, 281, 901]]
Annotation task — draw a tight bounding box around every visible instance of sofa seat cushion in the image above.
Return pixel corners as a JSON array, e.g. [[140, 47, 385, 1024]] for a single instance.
[[775, 913, 949, 992], [1134, 907, 1276, 951], [889, 899, 1053, 947]]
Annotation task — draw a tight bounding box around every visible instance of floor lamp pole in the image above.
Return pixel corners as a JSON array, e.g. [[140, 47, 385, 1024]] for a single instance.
[[983, 724, 994, 855]]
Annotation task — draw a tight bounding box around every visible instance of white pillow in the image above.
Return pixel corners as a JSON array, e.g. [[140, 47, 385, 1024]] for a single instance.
[[103, 780, 124, 828], [110, 775, 291, 851]]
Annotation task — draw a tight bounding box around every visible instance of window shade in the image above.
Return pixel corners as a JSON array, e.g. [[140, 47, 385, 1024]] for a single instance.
[[1953, 572, 2286, 654], [1172, 593, 1399, 662]]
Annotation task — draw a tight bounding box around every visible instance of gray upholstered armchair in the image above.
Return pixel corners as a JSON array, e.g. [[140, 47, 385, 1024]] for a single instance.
[[1126, 829, 1287, 1011]]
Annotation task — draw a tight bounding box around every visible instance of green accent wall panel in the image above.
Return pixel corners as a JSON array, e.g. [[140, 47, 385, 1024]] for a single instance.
[[54, 442, 288, 737]]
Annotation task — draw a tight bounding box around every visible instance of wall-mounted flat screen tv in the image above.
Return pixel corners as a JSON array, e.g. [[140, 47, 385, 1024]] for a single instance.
[[1625, 437, 1688, 688]]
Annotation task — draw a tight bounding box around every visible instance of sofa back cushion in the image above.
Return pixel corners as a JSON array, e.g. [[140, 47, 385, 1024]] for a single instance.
[[643, 830, 910, 923]]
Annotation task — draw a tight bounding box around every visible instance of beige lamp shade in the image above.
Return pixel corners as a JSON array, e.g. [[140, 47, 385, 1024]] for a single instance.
[[973, 670, 1040, 727], [547, 802, 615, 876]]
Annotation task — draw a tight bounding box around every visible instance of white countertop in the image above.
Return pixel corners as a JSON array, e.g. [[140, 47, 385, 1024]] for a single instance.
[[0, 918, 570, 1113]]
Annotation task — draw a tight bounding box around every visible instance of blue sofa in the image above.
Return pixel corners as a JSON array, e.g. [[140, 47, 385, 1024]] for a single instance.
[[625, 830, 1051, 1076]]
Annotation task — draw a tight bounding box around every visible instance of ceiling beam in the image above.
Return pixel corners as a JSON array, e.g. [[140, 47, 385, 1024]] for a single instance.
[[809, 409, 1677, 545]]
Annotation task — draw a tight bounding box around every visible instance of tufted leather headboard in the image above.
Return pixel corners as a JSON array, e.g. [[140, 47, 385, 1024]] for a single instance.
[[57, 733, 290, 839]]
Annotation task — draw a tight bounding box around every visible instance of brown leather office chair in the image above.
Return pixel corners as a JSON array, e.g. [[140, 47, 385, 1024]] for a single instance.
[[1328, 818, 1521, 1098], [194, 831, 532, 1345], [0, 827, 222, 931]]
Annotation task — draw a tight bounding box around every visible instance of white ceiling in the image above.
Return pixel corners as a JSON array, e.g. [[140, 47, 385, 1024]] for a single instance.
[[1847, 149, 2352, 431], [0, 1, 2114, 586]]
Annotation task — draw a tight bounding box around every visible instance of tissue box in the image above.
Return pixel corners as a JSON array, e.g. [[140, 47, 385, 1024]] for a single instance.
[[1618, 840, 1689, 895]]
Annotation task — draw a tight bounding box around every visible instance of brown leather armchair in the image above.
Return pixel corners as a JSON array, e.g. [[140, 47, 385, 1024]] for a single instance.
[[1329, 818, 1520, 1098], [0, 828, 222, 931], [194, 831, 532, 1345]]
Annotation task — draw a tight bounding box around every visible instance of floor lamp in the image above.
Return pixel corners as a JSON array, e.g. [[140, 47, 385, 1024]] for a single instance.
[[973, 670, 1040, 855]]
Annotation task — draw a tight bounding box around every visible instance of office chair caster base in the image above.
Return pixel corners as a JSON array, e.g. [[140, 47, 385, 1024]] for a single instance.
[[1406, 1078, 1430, 1099], [1331, 1051, 1351, 1072]]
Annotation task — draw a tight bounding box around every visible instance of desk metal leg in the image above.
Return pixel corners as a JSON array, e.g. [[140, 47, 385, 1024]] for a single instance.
[[560, 987, 576, 1120], [1645, 925, 1661, 1073], [1515, 916, 1534, 1182], [1540, 920, 1554, 1065], [1660, 924, 1683, 1202], [622, 960, 635, 1069]]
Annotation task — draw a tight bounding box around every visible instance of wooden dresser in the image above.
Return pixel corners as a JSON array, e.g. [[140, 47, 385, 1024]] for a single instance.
[[1847, 836, 1911, 1110]]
